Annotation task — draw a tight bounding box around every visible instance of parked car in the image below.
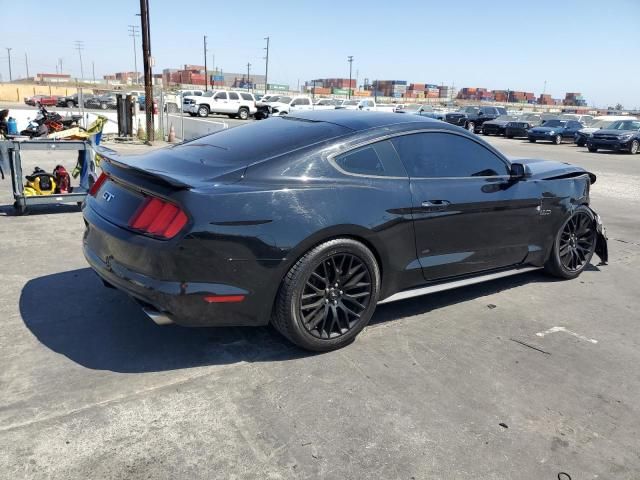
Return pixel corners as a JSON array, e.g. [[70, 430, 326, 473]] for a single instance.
[[481, 115, 521, 136], [505, 114, 557, 138], [528, 119, 584, 144], [24, 95, 44, 106], [269, 96, 313, 116], [574, 116, 636, 147], [164, 90, 204, 113], [24, 95, 57, 106], [396, 104, 445, 120], [84, 111, 607, 351], [85, 94, 117, 110], [561, 114, 595, 126], [587, 119, 640, 154], [445, 106, 507, 133], [183, 90, 257, 120], [338, 99, 360, 110], [313, 98, 337, 110]]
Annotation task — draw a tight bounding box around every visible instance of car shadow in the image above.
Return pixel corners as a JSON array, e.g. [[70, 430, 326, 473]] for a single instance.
[[21, 268, 596, 373], [19, 268, 307, 373]]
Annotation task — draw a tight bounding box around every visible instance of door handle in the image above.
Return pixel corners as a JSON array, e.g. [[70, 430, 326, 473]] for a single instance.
[[421, 200, 450, 211]]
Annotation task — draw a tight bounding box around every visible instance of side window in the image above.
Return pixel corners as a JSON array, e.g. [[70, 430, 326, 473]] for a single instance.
[[301, 98, 310, 105], [194, 91, 203, 96], [390, 132, 508, 178], [229, 92, 240, 100], [334, 140, 407, 177], [240, 93, 253, 101], [214, 92, 227, 100]]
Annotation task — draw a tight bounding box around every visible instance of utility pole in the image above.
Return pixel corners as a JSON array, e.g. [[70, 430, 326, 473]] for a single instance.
[[203, 35, 208, 91], [25, 52, 29, 78], [128, 25, 140, 85], [347, 56, 353, 99], [92, 61, 95, 84], [374, 79, 377, 103], [246, 62, 251, 92], [263, 36, 270, 94], [58, 58, 63, 74], [139, 0, 154, 142], [5, 48, 12, 82], [74, 41, 84, 80]]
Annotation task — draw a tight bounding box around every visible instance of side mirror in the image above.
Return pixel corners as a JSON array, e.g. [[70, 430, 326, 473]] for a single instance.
[[510, 162, 527, 180], [478, 111, 483, 116]]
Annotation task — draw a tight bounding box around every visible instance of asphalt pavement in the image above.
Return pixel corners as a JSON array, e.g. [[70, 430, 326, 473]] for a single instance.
[[0, 133, 639, 479]]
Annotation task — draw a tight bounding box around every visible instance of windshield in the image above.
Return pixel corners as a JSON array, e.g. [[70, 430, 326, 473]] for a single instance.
[[494, 115, 518, 122], [608, 120, 640, 130], [542, 120, 566, 128], [265, 96, 280, 103], [588, 120, 614, 129], [403, 104, 423, 111], [277, 96, 292, 104], [523, 114, 541, 122], [459, 106, 479, 113], [316, 99, 333, 105]]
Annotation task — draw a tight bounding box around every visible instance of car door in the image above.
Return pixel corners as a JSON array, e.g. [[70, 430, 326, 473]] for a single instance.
[[390, 131, 542, 281], [564, 121, 584, 138], [228, 91, 241, 113], [212, 91, 228, 113]]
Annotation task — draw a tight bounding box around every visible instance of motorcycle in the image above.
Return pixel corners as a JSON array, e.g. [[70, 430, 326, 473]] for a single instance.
[[20, 107, 84, 138]]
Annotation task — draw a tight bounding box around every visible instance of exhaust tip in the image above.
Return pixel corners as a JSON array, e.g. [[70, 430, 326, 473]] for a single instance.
[[142, 307, 174, 325]]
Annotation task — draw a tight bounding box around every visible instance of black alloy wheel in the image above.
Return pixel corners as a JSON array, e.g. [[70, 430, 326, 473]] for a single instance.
[[558, 211, 595, 271], [545, 207, 597, 279], [273, 238, 380, 351], [299, 253, 372, 340]]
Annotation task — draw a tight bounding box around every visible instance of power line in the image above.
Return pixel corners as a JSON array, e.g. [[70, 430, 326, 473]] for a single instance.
[[74, 40, 84, 79], [128, 25, 140, 85]]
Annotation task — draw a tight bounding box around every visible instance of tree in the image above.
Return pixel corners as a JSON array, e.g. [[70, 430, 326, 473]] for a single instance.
[[615, 103, 624, 111]]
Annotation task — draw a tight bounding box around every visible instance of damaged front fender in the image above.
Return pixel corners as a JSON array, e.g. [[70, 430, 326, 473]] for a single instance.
[[590, 207, 608, 264]]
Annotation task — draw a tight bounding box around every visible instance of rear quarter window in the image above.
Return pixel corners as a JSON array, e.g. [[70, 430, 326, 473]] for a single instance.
[[334, 141, 406, 177]]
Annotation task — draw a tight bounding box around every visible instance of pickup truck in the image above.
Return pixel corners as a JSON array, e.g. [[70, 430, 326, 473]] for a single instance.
[[164, 89, 204, 113], [445, 106, 507, 133]]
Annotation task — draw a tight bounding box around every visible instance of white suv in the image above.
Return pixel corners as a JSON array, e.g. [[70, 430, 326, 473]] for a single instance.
[[184, 90, 257, 120], [269, 96, 313, 116]]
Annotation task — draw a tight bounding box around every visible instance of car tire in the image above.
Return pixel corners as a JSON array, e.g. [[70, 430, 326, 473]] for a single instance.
[[66, 100, 74, 108], [272, 238, 381, 352], [630, 140, 639, 154], [188, 112, 196, 117], [506, 135, 514, 139], [544, 206, 597, 280], [529, 138, 536, 143], [197, 105, 209, 117], [588, 145, 597, 152], [576, 139, 585, 147], [100, 103, 108, 110], [554, 134, 562, 145], [238, 107, 250, 120], [466, 121, 475, 133]]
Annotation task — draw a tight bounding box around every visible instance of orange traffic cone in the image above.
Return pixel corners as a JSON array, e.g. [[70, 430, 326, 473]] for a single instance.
[[168, 124, 176, 143]]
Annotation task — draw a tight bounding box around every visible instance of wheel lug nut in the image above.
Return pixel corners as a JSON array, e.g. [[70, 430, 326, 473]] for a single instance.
[[339, 291, 343, 295]]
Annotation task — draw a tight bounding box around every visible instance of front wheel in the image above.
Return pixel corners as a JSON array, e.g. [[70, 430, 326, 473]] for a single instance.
[[554, 134, 562, 145], [66, 100, 74, 108], [630, 139, 639, 154], [544, 206, 597, 279], [197, 105, 209, 117], [588, 145, 597, 152], [272, 238, 380, 352], [529, 138, 536, 143], [100, 103, 108, 110], [466, 121, 475, 133]]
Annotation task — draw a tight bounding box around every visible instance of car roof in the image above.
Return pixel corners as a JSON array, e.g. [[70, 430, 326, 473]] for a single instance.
[[286, 110, 446, 131]]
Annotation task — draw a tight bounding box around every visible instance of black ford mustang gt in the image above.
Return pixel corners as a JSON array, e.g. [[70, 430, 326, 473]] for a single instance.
[[84, 111, 608, 351]]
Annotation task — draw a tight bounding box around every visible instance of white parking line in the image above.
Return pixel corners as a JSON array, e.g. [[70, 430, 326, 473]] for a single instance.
[[536, 326, 598, 344]]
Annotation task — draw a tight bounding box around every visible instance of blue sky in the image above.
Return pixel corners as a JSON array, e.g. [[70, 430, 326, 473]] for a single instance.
[[2, 0, 639, 107]]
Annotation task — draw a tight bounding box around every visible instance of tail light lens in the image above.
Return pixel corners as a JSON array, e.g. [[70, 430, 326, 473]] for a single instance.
[[128, 196, 188, 239], [89, 172, 108, 196]]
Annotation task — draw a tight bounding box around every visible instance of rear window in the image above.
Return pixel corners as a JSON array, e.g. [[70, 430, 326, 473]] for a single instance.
[[176, 117, 352, 164], [240, 93, 253, 101]]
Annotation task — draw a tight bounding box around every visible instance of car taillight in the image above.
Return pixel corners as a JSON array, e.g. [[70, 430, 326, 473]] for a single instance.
[[89, 172, 108, 196], [128, 196, 188, 239]]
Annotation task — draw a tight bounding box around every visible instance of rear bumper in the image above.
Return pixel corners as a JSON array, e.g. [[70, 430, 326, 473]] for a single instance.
[[505, 127, 528, 137], [82, 206, 272, 327]]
